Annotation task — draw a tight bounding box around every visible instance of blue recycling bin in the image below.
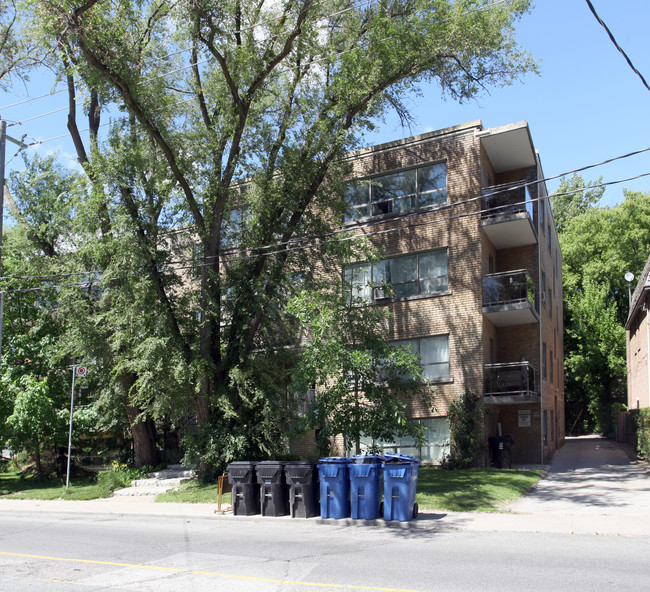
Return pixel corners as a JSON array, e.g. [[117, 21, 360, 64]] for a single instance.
[[382, 454, 420, 522], [349, 455, 383, 520], [317, 457, 352, 519]]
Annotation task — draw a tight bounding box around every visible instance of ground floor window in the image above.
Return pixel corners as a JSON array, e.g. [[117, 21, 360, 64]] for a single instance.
[[352, 417, 450, 463]]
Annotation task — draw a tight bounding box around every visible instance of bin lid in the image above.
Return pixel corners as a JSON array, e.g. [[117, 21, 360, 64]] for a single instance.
[[284, 461, 316, 467], [318, 457, 353, 464], [383, 453, 421, 464], [256, 460, 286, 466], [226, 461, 257, 467], [351, 454, 384, 464]]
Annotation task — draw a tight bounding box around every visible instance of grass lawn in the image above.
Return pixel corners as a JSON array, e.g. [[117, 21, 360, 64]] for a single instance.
[[157, 466, 544, 512], [0, 469, 112, 501], [0, 466, 544, 512], [156, 480, 232, 505], [416, 466, 544, 512]]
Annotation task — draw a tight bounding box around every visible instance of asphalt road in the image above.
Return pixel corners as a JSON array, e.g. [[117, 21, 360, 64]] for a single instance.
[[1, 511, 649, 592], [2, 436, 650, 590]]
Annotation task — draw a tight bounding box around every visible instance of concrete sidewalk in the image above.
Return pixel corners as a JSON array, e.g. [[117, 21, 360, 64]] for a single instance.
[[1, 436, 649, 537], [1, 496, 649, 537], [511, 435, 650, 517]]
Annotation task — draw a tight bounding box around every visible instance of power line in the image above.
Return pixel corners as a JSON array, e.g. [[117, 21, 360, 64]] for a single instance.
[[0, 87, 68, 111], [5, 140, 650, 274], [2, 163, 648, 294], [585, 0, 650, 93]]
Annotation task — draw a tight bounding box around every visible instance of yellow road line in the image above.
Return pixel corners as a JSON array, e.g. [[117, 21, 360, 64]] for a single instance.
[[0, 551, 421, 592]]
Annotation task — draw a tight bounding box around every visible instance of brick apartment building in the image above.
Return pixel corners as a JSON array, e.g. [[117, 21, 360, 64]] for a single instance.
[[626, 255, 650, 410], [318, 120, 566, 465]]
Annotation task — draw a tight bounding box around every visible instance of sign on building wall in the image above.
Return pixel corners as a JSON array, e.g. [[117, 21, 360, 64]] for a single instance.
[[518, 410, 532, 428]]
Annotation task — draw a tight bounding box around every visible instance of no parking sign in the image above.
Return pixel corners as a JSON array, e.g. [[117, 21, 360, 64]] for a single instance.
[[75, 366, 87, 378]]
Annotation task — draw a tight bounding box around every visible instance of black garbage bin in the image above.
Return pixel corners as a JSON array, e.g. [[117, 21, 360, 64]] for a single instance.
[[284, 461, 319, 518], [226, 461, 260, 515], [255, 461, 288, 516], [489, 435, 514, 468]]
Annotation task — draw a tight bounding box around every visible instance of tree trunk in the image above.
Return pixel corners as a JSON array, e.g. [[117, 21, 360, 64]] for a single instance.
[[128, 410, 159, 468], [34, 436, 43, 482], [121, 374, 159, 468]]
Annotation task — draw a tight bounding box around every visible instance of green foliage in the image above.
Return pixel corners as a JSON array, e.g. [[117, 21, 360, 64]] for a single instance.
[[3, 0, 538, 472], [441, 389, 485, 469], [636, 408, 650, 462], [287, 278, 432, 454], [551, 174, 604, 233], [0, 0, 39, 89], [555, 183, 650, 435], [95, 466, 132, 496]]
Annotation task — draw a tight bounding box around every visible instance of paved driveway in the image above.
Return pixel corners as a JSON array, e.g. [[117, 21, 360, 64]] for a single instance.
[[512, 435, 650, 515]]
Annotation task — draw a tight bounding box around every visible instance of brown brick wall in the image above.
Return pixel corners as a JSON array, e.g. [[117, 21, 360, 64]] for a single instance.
[[302, 122, 566, 464]]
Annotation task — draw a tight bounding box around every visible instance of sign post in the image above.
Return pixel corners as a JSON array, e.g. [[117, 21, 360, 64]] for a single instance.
[[66, 365, 86, 489]]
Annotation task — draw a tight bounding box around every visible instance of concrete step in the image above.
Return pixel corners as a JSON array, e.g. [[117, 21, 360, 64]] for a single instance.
[[113, 487, 170, 497], [129, 477, 186, 488], [112, 465, 196, 497], [147, 470, 195, 480]]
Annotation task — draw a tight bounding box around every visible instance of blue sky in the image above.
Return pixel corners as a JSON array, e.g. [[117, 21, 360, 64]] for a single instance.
[[2, 1, 649, 207], [366, 0, 650, 206]]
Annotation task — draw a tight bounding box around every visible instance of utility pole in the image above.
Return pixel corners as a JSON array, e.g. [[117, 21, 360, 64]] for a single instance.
[[0, 118, 6, 360], [0, 117, 28, 362]]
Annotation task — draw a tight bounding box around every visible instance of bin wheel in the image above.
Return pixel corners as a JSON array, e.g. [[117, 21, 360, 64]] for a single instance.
[[379, 501, 383, 516], [412, 503, 418, 519]]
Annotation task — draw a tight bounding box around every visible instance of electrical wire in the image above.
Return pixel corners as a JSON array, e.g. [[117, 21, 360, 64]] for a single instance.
[[4, 141, 650, 273], [585, 0, 650, 93], [2, 165, 648, 293]]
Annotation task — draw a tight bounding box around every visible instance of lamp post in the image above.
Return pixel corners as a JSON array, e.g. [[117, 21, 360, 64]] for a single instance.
[[625, 272, 635, 309]]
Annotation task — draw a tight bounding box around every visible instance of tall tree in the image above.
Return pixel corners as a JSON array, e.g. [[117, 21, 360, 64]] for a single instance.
[[0, 0, 40, 88], [553, 180, 650, 434], [13, 0, 537, 467]]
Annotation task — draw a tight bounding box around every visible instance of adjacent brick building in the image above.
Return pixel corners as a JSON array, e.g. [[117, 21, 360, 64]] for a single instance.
[[322, 120, 566, 465], [626, 255, 650, 410]]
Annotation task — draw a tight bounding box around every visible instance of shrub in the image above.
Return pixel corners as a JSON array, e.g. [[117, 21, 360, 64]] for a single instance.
[[636, 408, 650, 461], [96, 461, 150, 496], [441, 388, 485, 470]]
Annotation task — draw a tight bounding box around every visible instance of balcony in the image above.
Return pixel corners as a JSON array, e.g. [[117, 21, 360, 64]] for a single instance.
[[483, 270, 539, 327], [484, 362, 539, 405], [481, 181, 537, 249]]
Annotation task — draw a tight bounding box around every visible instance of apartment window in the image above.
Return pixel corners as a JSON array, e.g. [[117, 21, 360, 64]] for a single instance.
[[543, 410, 548, 446], [541, 271, 546, 305], [547, 225, 552, 251], [344, 163, 447, 222], [221, 207, 246, 246], [393, 335, 450, 380], [550, 350, 554, 383], [542, 342, 547, 379], [548, 289, 553, 317], [344, 262, 373, 301], [356, 417, 450, 463], [345, 249, 449, 301], [540, 197, 546, 227]]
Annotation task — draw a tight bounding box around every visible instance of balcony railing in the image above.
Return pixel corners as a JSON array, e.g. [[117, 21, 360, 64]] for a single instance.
[[482, 181, 535, 220], [483, 270, 536, 309], [484, 362, 538, 403]]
